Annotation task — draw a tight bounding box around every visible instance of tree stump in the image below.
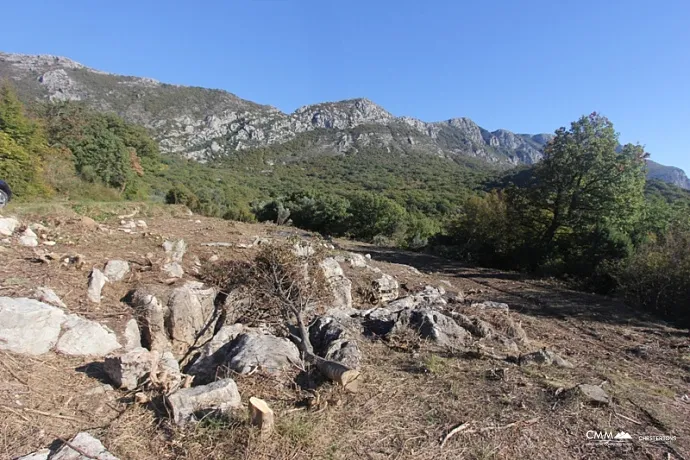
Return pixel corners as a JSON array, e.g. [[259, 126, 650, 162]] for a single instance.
[[249, 397, 274, 439]]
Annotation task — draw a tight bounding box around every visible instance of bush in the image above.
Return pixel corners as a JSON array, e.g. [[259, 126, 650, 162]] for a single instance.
[[346, 192, 408, 242]]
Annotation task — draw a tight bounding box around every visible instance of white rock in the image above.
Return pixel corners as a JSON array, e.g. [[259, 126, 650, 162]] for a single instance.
[[87, 268, 108, 303], [14, 448, 51, 460], [0, 297, 66, 355], [33, 287, 67, 309], [51, 432, 119, 460], [123, 318, 141, 350], [320, 257, 353, 310], [19, 227, 39, 247], [136, 220, 148, 228], [43, 241, 56, 246], [103, 260, 130, 282], [104, 347, 152, 390], [163, 239, 187, 263], [166, 378, 242, 426], [162, 262, 184, 278], [0, 217, 19, 236], [373, 273, 399, 303], [225, 332, 301, 375], [56, 315, 121, 356]]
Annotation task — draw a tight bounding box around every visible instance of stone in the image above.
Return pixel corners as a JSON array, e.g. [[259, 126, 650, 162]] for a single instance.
[[373, 273, 399, 303], [208, 254, 220, 262], [0, 297, 66, 355], [292, 241, 315, 257], [19, 227, 39, 247], [451, 313, 494, 338], [84, 383, 114, 396], [32, 286, 67, 309], [123, 318, 141, 350], [104, 347, 152, 390], [520, 349, 574, 368], [162, 262, 184, 278], [320, 257, 353, 310], [406, 310, 471, 346], [87, 268, 107, 303], [163, 239, 187, 263], [51, 431, 119, 460], [56, 315, 121, 356], [0, 217, 19, 236], [158, 350, 183, 389], [129, 288, 170, 352], [471, 301, 509, 310], [576, 384, 610, 405], [388, 285, 446, 310], [14, 448, 51, 460], [166, 378, 242, 426], [103, 260, 130, 282], [309, 317, 361, 369], [225, 332, 300, 375], [167, 281, 218, 358], [136, 220, 148, 228], [188, 324, 245, 377]]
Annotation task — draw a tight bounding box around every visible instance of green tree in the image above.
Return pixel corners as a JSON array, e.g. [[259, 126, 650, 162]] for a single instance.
[[0, 83, 38, 148], [347, 192, 408, 241]]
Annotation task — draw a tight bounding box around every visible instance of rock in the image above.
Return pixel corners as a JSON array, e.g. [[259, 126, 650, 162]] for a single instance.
[[84, 383, 114, 396], [163, 239, 187, 263], [320, 257, 353, 310], [208, 254, 220, 262], [520, 349, 574, 368], [372, 273, 399, 303], [292, 241, 315, 257], [158, 350, 183, 389], [576, 384, 610, 405], [56, 315, 121, 356], [388, 285, 446, 310], [0, 297, 66, 355], [406, 310, 471, 347], [136, 220, 148, 228], [188, 324, 245, 377], [14, 448, 51, 460], [129, 288, 170, 352], [225, 332, 300, 375], [162, 262, 184, 278], [123, 318, 141, 350], [19, 227, 39, 247], [166, 378, 242, 426], [0, 217, 19, 236], [336, 252, 367, 268], [471, 301, 509, 310], [450, 313, 494, 338], [167, 281, 218, 358], [32, 286, 67, 308], [365, 254, 372, 260], [78, 216, 99, 230], [51, 432, 119, 460], [309, 317, 361, 369], [87, 268, 108, 303], [103, 260, 130, 282], [104, 347, 152, 390]]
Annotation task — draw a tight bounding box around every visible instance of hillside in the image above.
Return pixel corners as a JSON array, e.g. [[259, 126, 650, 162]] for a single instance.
[[646, 160, 690, 190], [0, 203, 688, 459]]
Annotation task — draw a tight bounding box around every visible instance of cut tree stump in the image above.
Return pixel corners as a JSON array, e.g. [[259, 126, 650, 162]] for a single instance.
[[249, 397, 274, 439]]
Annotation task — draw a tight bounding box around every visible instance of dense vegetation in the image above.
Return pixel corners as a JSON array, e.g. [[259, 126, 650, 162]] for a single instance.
[[1, 82, 688, 325]]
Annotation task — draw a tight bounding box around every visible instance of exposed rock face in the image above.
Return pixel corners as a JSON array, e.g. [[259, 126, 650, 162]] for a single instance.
[[123, 318, 142, 350], [33, 286, 67, 308], [372, 274, 399, 303], [224, 332, 300, 375], [55, 315, 121, 356], [187, 323, 245, 377], [0, 297, 66, 355], [405, 310, 471, 347], [166, 378, 242, 426]]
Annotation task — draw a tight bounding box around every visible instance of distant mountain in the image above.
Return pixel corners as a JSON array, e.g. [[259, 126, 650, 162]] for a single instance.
[[645, 160, 690, 190], [1, 51, 687, 189]]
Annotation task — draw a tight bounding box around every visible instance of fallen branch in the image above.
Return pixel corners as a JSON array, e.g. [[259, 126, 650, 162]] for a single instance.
[[56, 436, 101, 460], [440, 421, 472, 448], [614, 410, 642, 425], [462, 417, 540, 435], [23, 407, 86, 423]]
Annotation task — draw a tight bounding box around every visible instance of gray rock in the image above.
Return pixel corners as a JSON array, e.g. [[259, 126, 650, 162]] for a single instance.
[[103, 260, 130, 282], [51, 432, 119, 460], [373, 273, 399, 303], [576, 384, 610, 405], [520, 349, 574, 368], [32, 286, 67, 309], [309, 317, 361, 369], [162, 262, 184, 278], [320, 257, 353, 310], [225, 332, 300, 375], [123, 318, 141, 350], [163, 239, 187, 263], [158, 350, 183, 390], [0, 297, 66, 355], [388, 285, 446, 310], [19, 227, 39, 247], [104, 347, 152, 390], [188, 324, 245, 376], [87, 268, 108, 303], [166, 378, 242, 426], [129, 288, 170, 352], [0, 217, 19, 236], [451, 313, 494, 338], [406, 310, 471, 347], [84, 383, 114, 396], [14, 448, 51, 460], [56, 315, 121, 356], [471, 301, 509, 310], [167, 281, 218, 358]]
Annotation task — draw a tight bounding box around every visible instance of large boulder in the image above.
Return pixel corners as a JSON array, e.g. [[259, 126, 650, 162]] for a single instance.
[[51, 432, 119, 460], [166, 281, 218, 358], [406, 310, 471, 347], [166, 378, 241, 426], [0, 297, 65, 355], [187, 324, 245, 378], [225, 332, 300, 375], [309, 316, 361, 369], [320, 257, 353, 310], [55, 315, 121, 357]]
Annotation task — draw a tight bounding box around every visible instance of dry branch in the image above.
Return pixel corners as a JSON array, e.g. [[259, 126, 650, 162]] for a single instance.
[[440, 421, 472, 448]]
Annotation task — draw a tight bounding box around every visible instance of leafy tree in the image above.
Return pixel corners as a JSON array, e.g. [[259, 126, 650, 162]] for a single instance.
[[347, 192, 408, 241], [0, 83, 38, 149]]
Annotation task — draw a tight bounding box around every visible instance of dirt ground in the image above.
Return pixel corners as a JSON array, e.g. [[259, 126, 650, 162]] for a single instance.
[[1, 202, 688, 460]]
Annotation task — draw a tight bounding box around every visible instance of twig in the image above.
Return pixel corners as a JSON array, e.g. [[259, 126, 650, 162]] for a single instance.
[[463, 417, 540, 435], [440, 421, 472, 448], [23, 407, 86, 423], [56, 436, 101, 460], [0, 405, 30, 422], [614, 410, 643, 425], [0, 359, 28, 386]]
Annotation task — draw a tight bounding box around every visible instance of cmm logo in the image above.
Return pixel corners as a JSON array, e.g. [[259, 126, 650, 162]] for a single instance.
[[586, 431, 633, 443]]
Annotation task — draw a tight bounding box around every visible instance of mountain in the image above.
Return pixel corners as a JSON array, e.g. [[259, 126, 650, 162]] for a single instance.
[[1, 51, 688, 189], [646, 160, 690, 190]]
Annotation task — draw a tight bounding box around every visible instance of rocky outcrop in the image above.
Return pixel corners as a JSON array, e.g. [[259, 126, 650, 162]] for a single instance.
[[309, 317, 361, 369]]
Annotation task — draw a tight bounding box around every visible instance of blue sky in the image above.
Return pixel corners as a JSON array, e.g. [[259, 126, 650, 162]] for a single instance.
[[2, 0, 689, 173]]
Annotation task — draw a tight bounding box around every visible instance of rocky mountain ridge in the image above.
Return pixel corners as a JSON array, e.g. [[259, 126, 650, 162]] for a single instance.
[[1, 51, 688, 189]]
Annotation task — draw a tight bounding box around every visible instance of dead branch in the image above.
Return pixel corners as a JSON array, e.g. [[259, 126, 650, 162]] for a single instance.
[[440, 421, 472, 448]]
